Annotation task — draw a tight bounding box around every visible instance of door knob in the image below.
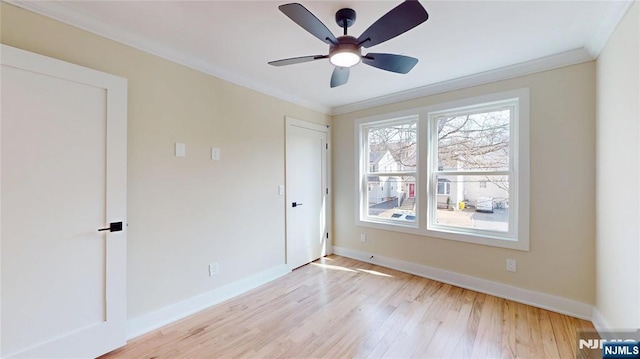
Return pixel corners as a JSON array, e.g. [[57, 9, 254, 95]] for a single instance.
[[292, 202, 303, 208], [98, 222, 123, 232]]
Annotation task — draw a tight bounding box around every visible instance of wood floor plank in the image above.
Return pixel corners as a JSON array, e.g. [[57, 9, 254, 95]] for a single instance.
[[470, 294, 504, 358], [100, 255, 595, 359]]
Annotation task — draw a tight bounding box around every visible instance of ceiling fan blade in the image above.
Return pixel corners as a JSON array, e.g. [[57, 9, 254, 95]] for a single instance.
[[279, 3, 338, 45], [357, 1, 429, 48], [330, 67, 349, 88], [268, 55, 328, 66], [362, 53, 418, 74]]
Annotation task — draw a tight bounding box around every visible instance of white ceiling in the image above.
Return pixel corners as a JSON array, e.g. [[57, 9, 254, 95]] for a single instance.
[[12, 0, 633, 114]]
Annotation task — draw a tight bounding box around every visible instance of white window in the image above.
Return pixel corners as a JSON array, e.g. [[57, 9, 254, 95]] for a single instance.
[[356, 89, 529, 250], [359, 116, 418, 226]]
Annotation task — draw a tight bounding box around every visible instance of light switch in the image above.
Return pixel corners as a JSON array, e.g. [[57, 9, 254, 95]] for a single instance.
[[175, 143, 186, 157], [212, 147, 220, 160], [278, 185, 285, 196]]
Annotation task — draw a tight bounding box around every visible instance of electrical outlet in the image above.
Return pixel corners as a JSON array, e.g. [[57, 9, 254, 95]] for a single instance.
[[360, 233, 367, 243], [208, 263, 219, 276], [211, 147, 221, 160], [506, 259, 517, 272]]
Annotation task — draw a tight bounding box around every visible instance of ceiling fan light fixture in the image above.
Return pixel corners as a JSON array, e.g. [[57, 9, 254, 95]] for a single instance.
[[270, 2, 429, 86], [329, 36, 362, 68], [329, 50, 361, 67]]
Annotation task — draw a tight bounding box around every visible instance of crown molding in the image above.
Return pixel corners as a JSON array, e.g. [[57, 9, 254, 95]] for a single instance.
[[331, 48, 594, 116], [585, 0, 635, 58], [6, 0, 630, 117], [5, 0, 332, 115]]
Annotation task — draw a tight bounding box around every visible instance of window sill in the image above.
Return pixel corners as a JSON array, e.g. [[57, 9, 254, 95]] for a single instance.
[[357, 218, 420, 234], [426, 227, 529, 251], [357, 219, 529, 251]]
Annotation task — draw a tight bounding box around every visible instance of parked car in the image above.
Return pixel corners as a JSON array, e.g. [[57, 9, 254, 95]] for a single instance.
[[476, 196, 494, 213]]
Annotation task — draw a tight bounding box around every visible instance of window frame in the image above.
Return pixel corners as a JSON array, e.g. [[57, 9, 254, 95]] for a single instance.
[[426, 99, 519, 244], [355, 88, 530, 251], [357, 114, 419, 228]]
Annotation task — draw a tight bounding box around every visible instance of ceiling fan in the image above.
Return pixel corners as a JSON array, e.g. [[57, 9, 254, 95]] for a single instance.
[[268, 1, 429, 88]]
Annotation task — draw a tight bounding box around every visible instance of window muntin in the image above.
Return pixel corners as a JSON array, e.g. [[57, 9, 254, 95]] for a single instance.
[[361, 118, 417, 225]]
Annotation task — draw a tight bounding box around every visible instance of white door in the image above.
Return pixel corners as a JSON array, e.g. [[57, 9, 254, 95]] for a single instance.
[[285, 118, 329, 270], [1, 45, 127, 358]]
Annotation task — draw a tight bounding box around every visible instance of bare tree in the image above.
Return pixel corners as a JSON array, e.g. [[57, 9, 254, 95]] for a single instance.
[[438, 111, 510, 191], [437, 111, 509, 171], [368, 109, 510, 190], [368, 122, 417, 169]]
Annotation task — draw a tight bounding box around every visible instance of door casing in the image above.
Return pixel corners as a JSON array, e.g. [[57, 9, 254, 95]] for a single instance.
[[285, 117, 331, 270], [0, 44, 127, 358]]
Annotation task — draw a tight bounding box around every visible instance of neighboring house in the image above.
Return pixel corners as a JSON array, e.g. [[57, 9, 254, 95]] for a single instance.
[[436, 177, 460, 209], [464, 177, 509, 208], [368, 141, 418, 207], [369, 150, 398, 173], [368, 151, 402, 205], [437, 164, 508, 210]]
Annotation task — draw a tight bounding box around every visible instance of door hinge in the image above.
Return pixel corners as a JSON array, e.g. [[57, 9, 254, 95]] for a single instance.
[[326, 143, 328, 150], [326, 233, 329, 239], [326, 188, 329, 194]]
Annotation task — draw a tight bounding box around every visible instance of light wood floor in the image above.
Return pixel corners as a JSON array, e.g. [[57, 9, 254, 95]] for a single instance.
[[101, 255, 595, 358]]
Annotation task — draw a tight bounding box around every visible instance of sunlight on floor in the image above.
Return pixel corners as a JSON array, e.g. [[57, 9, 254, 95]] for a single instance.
[[310, 263, 357, 272], [310, 262, 395, 278], [356, 268, 394, 277]]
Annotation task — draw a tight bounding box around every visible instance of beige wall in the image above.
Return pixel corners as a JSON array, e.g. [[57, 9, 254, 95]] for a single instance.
[[1, 3, 330, 319], [333, 62, 596, 304], [596, 1, 640, 329]]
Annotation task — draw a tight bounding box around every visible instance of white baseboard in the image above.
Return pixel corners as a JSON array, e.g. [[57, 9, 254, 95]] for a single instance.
[[591, 307, 611, 334], [127, 264, 290, 340], [333, 246, 593, 321]]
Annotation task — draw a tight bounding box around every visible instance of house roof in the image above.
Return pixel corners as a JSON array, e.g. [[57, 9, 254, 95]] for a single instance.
[[369, 151, 389, 165]]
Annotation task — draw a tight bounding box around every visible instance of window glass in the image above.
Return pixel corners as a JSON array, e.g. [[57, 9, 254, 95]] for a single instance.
[[436, 109, 510, 172], [364, 119, 417, 223]]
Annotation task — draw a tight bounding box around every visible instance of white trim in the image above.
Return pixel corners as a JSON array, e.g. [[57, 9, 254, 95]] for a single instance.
[[592, 307, 611, 335], [7, 1, 602, 117], [584, 0, 635, 58], [354, 89, 530, 251], [425, 89, 530, 251], [326, 124, 333, 256], [1, 44, 128, 359], [285, 116, 329, 134], [285, 117, 331, 268], [333, 246, 593, 321], [356, 115, 420, 229], [333, 49, 592, 115], [6, 0, 332, 115], [126, 264, 289, 340]]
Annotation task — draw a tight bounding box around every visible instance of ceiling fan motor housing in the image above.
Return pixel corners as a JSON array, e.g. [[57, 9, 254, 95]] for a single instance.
[[335, 8, 356, 28], [330, 36, 361, 56], [329, 36, 362, 67]]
